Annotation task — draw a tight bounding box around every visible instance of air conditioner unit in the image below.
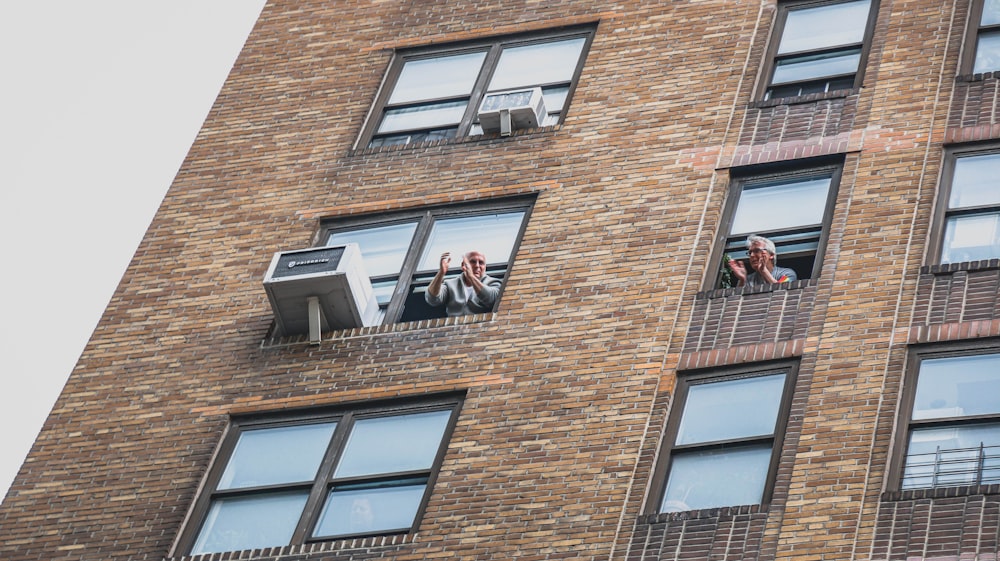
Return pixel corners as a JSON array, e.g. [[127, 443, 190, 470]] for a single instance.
[[477, 86, 546, 136], [263, 243, 379, 341]]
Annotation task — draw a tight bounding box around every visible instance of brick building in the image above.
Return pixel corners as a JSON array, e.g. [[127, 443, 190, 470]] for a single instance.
[[3, 1, 1000, 560]]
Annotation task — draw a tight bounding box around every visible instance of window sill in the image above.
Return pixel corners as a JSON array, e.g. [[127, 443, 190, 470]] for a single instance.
[[921, 258, 1000, 276], [882, 483, 1000, 502], [261, 312, 496, 348], [170, 532, 415, 561], [351, 124, 562, 157], [697, 278, 815, 300], [749, 88, 857, 109], [638, 503, 767, 524]]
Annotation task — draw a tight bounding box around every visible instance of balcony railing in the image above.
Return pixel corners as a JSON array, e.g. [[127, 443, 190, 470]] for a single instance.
[[901, 443, 1000, 490]]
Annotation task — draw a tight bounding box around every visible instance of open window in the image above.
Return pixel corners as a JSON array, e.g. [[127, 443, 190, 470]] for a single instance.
[[931, 146, 1000, 265], [174, 395, 463, 556], [760, 0, 878, 100], [893, 347, 1000, 491], [964, 0, 1000, 75], [358, 26, 595, 148], [650, 363, 797, 513], [712, 162, 842, 289], [321, 198, 533, 324]]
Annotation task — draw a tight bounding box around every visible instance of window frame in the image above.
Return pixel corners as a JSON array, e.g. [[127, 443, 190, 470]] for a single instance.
[[928, 144, 1000, 265], [647, 362, 798, 514], [758, 0, 880, 101], [706, 159, 843, 290], [356, 25, 596, 149], [173, 394, 464, 556], [888, 341, 1000, 492], [318, 196, 535, 325], [962, 0, 1000, 75]]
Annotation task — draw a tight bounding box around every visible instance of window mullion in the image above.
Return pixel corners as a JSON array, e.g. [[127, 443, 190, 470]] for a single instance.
[[384, 212, 435, 322], [290, 414, 353, 544], [458, 43, 503, 136]]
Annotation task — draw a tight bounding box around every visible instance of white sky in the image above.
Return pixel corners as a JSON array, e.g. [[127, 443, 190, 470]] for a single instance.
[[0, 1, 265, 501]]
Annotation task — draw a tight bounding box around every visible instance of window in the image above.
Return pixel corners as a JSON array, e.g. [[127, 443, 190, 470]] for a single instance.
[[932, 147, 1000, 265], [966, 0, 1000, 75], [359, 26, 595, 148], [895, 349, 1000, 491], [712, 162, 842, 288], [651, 364, 796, 513], [761, 0, 877, 100], [321, 198, 533, 324], [175, 396, 462, 556]]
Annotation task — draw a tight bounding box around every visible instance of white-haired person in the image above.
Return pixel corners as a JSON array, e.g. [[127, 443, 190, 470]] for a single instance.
[[425, 250, 502, 316], [727, 234, 797, 287]]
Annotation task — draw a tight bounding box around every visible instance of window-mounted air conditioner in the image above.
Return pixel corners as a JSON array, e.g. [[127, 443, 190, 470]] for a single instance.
[[263, 243, 379, 342], [477, 86, 546, 136]]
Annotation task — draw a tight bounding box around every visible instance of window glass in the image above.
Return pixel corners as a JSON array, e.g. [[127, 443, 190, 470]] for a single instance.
[[334, 410, 451, 478], [903, 423, 1000, 489], [192, 492, 310, 555], [417, 212, 526, 270], [942, 214, 1000, 263], [913, 354, 1000, 420], [731, 177, 831, 235], [974, 32, 1000, 74], [219, 423, 337, 489], [778, 0, 871, 53], [661, 444, 772, 512], [770, 50, 862, 85], [675, 374, 785, 445], [950, 153, 1000, 208], [986, 0, 1000, 25], [489, 38, 587, 90], [388, 52, 486, 104], [939, 151, 1000, 264], [377, 101, 468, 134], [327, 222, 418, 277], [315, 481, 427, 537]]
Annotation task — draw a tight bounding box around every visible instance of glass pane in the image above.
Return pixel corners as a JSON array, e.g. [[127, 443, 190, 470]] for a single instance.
[[974, 32, 1000, 74], [218, 423, 336, 490], [902, 423, 1000, 489], [913, 353, 1000, 420], [377, 100, 468, 134], [778, 0, 871, 54], [314, 481, 426, 537], [660, 444, 772, 512], [941, 213, 1000, 263], [983, 0, 1000, 26], [771, 49, 861, 85], [416, 212, 526, 271], [542, 85, 570, 114], [191, 491, 308, 555], [675, 374, 786, 445], [489, 37, 587, 90], [731, 176, 831, 235], [389, 52, 487, 104], [327, 222, 418, 278], [950, 153, 1000, 209], [334, 409, 451, 478], [369, 128, 456, 147]]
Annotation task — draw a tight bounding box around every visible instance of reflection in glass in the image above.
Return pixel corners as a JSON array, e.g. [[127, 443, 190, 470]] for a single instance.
[[771, 50, 861, 85], [975, 33, 1000, 74], [489, 38, 586, 90], [417, 212, 526, 271], [778, 0, 870, 54], [731, 177, 831, 235], [377, 101, 468, 134], [675, 374, 785, 445], [219, 423, 336, 490], [941, 213, 1000, 263], [661, 444, 772, 512], [314, 481, 426, 537], [950, 153, 1000, 209], [334, 410, 451, 478], [369, 128, 456, 147], [903, 423, 1000, 489], [327, 222, 418, 278], [983, 0, 1000, 26], [191, 491, 309, 555], [389, 52, 487, 104], [542, 85, 570, 114], [913, 354, 1000, 420]]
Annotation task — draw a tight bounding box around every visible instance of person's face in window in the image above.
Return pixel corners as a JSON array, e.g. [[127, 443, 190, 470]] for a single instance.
[[748, 241, 774, 272], [465, 251, 487, 278]]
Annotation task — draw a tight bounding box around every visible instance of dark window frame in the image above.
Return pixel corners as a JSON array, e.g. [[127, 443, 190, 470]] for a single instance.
[[888, 341, 1000, 492], [647, 361, 798, 514], [173, 394, 464, 556], [318, 196, 535, 325], [962, 0, 1000, 75], [706, 158, 844, 291], [758, 0, 880, 101], [356, 25, 596, 149], [928, 143, 1000, 265]]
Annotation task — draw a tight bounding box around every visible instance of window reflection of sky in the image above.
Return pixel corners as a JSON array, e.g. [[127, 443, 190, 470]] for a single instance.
[[417, 213, 525, 270], [327, 222, 418, 277], [912, 353, 1000, 420], [778, 0, 870, 54], [951, 153, 1000, 208], [731, 178, 830, 235], [675, 374, 785, 445], [390, 52, 486, 104], [489, 38, 586, 90]]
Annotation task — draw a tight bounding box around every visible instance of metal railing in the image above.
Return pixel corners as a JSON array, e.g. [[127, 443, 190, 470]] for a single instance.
[[901, 443, 1000, 490]]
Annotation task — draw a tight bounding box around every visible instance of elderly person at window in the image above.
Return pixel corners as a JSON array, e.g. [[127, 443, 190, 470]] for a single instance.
[[727, 234, 797, 287], [425, 250, 502, 316]]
